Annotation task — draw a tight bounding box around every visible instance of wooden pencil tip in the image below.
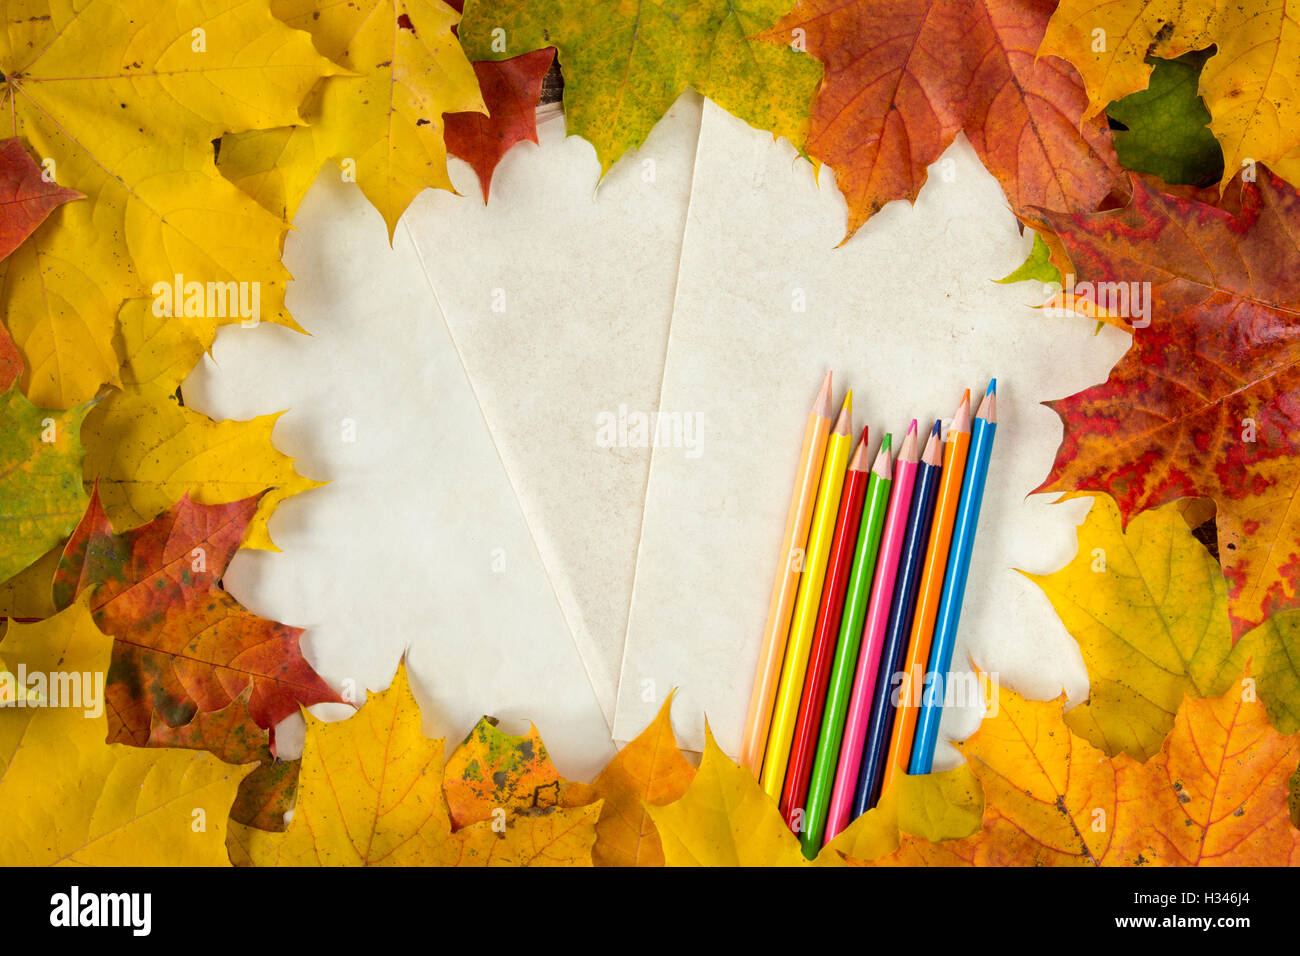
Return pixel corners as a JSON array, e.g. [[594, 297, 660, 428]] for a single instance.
[[814, 371, 833, 418], [850, 431, 871, 469], [986, 378, 997, 397], [976, 389, 998, 424], [833, 394, 852, 434], [952, 389, 972, 433], [921, 425, 942, 465], [898, 421, 919, 462], [872, 435, 893, 475]]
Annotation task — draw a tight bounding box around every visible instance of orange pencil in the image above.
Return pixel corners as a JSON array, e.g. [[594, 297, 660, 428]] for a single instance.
[[739, 372, 834, 776], [881, 390, 971, 790]]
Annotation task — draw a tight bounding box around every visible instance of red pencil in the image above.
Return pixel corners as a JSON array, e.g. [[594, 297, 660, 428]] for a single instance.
[[780, 427, 871, 831]]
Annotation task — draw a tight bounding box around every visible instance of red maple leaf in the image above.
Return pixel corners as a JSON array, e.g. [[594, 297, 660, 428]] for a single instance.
[[444, 0, 555, 201], [1035, 168, 1300, 639], [0, 136, 81, 262], [54, 490, 342, 750]]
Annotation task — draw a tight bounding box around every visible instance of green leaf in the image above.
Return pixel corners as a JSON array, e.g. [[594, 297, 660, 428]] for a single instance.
[[458, 0, 821, 173], [1105, 51, 1224, 187], [0, 384, 91, 584], [996, 232, 1061, 286]]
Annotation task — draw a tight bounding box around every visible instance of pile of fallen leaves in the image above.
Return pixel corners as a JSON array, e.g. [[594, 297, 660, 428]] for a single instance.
[[1, 0, 1299, 866]]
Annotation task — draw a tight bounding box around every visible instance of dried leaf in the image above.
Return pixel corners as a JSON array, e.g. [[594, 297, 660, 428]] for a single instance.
[[0, 385, 90, 584], [1035, 169, 1300, 639], [458, 0, 822, 173], [0, 602, 251, 864], [1025, 497, 1243, 760], [53, 490, 341, 747], [762, 0, 1128, 239]]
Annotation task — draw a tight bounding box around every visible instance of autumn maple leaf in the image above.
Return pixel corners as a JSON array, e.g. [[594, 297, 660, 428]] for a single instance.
[[52, 490, 342, 749], [148, 687, 301, 832], [1042, 0, 1300, 192], [0, 603, 250, 865], [457, 0, 822, 174], [0, 137, 80, 264], [1033, 168, 1300, 640], [761, 0, 1129, 239], [0, 386, 90, 585], [875, 671, 1300, 866], [442, 0, 555, 202], [219, 0, 486, 236], [234, 662, 603, 866], [0, 0, 337, 407]]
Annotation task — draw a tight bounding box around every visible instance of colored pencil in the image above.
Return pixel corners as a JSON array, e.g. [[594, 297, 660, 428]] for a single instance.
[[799, 434, 893, 856], [910, 381, 998, 774], [881, 390, 971, 793], [740, 372, 834, 776], [760, 393, 854, 798], [852, 421, 943, 815], [780, 427, 870, 831], [825, 420, 919, 840]]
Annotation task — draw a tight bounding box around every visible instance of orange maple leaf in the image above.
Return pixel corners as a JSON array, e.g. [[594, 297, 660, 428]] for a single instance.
[[874, 670, 1300, 866], [761, 0, 1128, 240]]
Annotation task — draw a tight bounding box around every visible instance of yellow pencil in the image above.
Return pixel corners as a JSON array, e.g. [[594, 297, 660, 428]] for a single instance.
[[740, 372, 834, 776], [760, 392, 853, 799]]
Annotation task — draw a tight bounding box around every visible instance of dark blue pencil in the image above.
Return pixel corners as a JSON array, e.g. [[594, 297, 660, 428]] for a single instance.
[[851, 420, 944, 816]]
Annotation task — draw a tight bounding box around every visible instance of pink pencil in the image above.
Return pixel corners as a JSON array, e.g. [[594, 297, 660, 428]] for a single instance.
[[824, 419, 919, 842]]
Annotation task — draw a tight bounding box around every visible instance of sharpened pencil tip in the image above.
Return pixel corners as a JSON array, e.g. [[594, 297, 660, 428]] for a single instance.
[[898, 421, 919, 462], [930, 420, 942, 437], [951, 389, 972, 434], [814, 371, 833, 418], [987, 378, 997, 396], [871, 435, 893, 477], [881, 432, 892, 451], [833, 393, 853, 434], [849, 430, 871, 470], [921, 423, 943, 465]]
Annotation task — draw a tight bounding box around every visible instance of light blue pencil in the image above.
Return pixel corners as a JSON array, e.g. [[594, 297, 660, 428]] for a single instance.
[[910, 379, 998, 773]]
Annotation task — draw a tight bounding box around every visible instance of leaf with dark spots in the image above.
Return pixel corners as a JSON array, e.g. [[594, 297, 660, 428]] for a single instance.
[[54, 490, 342, 751], [443, 716, 594, 828], [148, 686, 301, 832]]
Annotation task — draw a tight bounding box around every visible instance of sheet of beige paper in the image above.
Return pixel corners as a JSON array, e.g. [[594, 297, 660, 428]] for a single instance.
[[182, 173, 614, 780], [401, 95, 703, 728], [614, 101, 1131, 763]]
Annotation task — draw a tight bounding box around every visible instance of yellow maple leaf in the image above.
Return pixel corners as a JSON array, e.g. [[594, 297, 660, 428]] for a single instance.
[[220, 0, 486, 236], [0, 544, 59, 620], [645, 725, 841, 866], [0, 0, 338, 408], [585, 693, 696, 867], [824, 763, 983, 863], [1041, 0, 1300, 191], [239, 661, 602, 865], [113, 298, 217, 395], [877, 673, 1300, 866], [81, 384, 321, 551], [1024, 496, 1245, 760], [0, 601, 251, 864], [0, 654, 38, 705]]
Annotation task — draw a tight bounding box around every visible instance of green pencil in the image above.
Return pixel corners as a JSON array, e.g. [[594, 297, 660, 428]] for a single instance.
[[800, 434, 893, 857]]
